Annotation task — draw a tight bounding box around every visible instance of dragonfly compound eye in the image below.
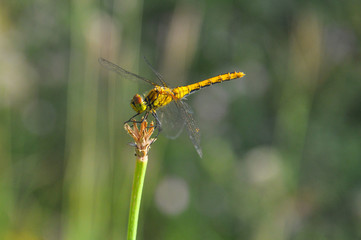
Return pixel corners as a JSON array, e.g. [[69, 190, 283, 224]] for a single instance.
[[131, 94, 147, 113]]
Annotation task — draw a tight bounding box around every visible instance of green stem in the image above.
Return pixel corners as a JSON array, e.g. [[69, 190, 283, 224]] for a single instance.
[[127, 155, 148, 240]]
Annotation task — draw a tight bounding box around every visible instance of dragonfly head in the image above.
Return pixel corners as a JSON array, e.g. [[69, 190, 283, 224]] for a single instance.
[[131, 94, 147, 113]]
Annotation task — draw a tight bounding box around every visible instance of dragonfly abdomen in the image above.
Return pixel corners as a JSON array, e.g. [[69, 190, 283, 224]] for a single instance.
[[173, 71, 245, 99]]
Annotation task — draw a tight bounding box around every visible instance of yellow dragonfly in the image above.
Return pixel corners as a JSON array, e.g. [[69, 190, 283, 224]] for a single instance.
[[99, 58, 245, 157]]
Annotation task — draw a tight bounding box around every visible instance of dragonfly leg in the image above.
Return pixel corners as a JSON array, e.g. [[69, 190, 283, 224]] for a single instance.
[[151, 112, 162, 139], [125, 112, 152, 126], [124, 113, 141, 125], [142, 112, 150, 123], [125, 112, 156, 132]]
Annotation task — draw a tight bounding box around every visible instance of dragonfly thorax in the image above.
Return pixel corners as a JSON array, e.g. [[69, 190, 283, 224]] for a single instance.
[[130, 94, 147, 113], [144, 86, 174, 112]]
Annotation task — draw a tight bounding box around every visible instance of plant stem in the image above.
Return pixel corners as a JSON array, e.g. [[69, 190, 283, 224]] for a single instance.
[[127, 155, 148, 240], [124, 121, 155, 240]]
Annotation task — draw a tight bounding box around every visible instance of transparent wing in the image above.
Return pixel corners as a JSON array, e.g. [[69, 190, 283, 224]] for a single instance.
[[173, 100, 202, 158], [143, 56, 169, 87], [99, 58, 159, 86], [156, 101, 185, 139]]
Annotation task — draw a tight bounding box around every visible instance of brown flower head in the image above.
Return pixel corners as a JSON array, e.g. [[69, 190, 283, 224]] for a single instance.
[[124, 120, 156, 161]]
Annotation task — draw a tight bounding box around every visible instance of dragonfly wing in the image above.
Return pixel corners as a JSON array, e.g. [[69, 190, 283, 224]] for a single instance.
[[99, 58, 158, 86], [157, 101, 185, 139], [143, 56, 169, 87], [174, 100, 202, 158]]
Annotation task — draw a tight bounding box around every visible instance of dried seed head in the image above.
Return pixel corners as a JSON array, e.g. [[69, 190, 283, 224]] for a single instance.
[[124, 120, 156, 161]]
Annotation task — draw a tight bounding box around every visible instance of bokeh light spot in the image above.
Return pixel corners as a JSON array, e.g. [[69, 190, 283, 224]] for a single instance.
[[155, 176, 189, 216]]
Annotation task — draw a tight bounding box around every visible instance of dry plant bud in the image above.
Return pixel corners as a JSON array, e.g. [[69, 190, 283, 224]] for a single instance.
[[124, 120, 156, 161]]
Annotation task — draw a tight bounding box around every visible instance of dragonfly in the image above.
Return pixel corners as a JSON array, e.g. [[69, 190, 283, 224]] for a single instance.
[[99, 58, 245, 157]]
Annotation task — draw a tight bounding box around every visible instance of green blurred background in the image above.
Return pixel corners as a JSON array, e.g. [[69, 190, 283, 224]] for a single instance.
[[1, 0, 361, 239]]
